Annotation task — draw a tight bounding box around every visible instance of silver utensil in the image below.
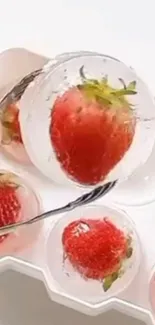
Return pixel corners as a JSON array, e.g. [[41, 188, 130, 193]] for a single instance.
[[0, 180, 117, 236], [0, 69, 42, 110]]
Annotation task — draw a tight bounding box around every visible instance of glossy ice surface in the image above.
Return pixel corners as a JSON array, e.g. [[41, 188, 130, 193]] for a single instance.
[[45, 205, 141, 304], [0, 171, 42, 255], [20, 52, 155, 188]]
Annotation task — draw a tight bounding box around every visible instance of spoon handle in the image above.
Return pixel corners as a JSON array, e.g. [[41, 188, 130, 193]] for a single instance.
[[0, 69, 42, 110], [0, 181, 116, 236]]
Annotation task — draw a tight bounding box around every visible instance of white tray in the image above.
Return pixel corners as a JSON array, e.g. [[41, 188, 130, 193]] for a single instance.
[[0, 270, 153, 325], [0, 47, 155, 325]]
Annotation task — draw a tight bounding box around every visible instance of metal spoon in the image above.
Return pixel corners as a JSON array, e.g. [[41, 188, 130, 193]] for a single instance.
[[0, 69, 42, 110], [0, 180, 117, 236]]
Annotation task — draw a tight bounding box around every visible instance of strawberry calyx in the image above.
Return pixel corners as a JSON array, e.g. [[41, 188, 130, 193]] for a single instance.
[[103, 234, 133, 292], [78, 65, 137, 112], [0, 172, 20, 189], [103, 271, 119, 292], [1, 102, 23, 144]]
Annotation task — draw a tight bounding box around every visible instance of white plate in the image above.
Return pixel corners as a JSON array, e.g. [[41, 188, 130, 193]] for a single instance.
[[0, 48, 154, 321]]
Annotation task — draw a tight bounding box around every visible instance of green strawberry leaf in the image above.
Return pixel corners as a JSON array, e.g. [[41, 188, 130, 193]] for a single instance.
[[95, 95, 112, 106], [128, 81, 137, 91], [103, 272, 119, 292], [79, 65, 86, 80], [126, 246, 133, 258], [102, 75, 108, 85], [112, 89, 137, 96], [119, 78, 126, 89], [126, 234, 132, 246]]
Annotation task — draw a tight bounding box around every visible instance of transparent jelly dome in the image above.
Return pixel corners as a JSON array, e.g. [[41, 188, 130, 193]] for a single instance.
[[19, 52, 155, 204], [0, 170, 42, 255], [45, 204, 141, 304]]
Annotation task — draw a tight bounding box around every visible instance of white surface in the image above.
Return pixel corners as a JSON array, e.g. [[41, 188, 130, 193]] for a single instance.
[[0, 0, 155, 93], [0, 0, 155, 323]]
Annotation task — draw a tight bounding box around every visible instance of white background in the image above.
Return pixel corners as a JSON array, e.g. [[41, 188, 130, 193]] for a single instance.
[[1, 0, 155, 92], [0, 1, 154, 324]]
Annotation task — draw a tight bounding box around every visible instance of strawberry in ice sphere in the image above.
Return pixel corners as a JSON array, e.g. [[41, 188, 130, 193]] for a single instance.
[[62, 217, 133, 291], [0, 172, 21, 243], [0, 170, 42, 256], [50, 68, 136, 185]]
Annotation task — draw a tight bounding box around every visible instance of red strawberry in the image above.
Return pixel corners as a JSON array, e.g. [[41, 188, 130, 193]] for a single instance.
[[1, 102, 23, 144], [62, 218, 128, 283], [0, 173, 21, 243], [50, 69, 136, 185]]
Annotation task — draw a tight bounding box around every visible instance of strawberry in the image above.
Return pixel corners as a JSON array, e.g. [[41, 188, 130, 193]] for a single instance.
[[50, 67, 136, 185], [1, 102, 23, 144], [62, 218, 132, 290], [0, 173, 21, 243]]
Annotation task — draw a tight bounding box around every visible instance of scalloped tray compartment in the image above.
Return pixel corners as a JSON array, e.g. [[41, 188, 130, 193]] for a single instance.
[[0, 48, 155, 325], [0, 270, 153, 325]]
